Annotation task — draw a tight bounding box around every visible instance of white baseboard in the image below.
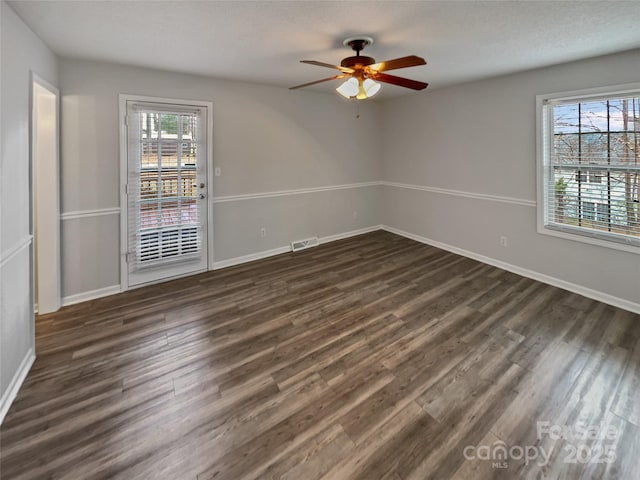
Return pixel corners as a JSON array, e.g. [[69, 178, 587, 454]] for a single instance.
[[212, 246, 292, 270], [59, 225, 639, 315], [319, 225, 381, 244], [212, 225, 382, 270], [0, 348, 35, 425], [381, 225, 640, 315], [60, 227, 382, 301], [62, 285, 122, 307]]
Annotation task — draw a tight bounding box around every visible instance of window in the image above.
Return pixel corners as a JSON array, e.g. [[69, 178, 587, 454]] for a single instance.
[[132, 109, 202, 264], [537, 85, 640, 252]]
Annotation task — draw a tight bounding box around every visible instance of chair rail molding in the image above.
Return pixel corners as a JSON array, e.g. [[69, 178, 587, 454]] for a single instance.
[[60, 208, 121, 221]]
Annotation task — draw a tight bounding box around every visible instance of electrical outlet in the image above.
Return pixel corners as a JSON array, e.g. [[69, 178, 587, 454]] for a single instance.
[[500, 236, 508, 247], [214, 167, 221, 177], [260, 227, 267, 238]]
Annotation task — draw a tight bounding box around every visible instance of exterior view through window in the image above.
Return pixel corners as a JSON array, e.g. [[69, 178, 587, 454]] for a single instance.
[[541, 91, 640, 248], [136, 111, 200, 262]]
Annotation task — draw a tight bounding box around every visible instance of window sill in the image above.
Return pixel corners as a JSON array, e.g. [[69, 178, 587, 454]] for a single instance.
[[538, 223, 640, 255]]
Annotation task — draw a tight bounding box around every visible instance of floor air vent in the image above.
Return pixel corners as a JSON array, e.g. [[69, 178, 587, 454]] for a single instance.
[[291, 237, 319, 252]]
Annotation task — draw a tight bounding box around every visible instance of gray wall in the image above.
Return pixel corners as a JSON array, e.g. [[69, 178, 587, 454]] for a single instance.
[[59, 59, 383, 298], [380, 49, 640, 310], [1, 1, 58, 414]]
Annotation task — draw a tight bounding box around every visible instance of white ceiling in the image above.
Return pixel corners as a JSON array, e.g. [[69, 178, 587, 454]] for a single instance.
[[10, 1, 640, 98]]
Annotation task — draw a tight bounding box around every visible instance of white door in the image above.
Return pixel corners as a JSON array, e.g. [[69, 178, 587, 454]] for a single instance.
[[123, 99, 209, 287]]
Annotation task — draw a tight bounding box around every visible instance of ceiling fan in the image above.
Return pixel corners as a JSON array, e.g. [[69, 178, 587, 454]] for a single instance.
[[289, 36, 428, 100]]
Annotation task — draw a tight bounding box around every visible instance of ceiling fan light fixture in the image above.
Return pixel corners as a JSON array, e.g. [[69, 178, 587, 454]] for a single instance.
[[337, 77, 381, 100], [356, 81, 367, 100], [336, 77, 359, 98], [363, 78, 381, 98], [292, 36, 427, 99]]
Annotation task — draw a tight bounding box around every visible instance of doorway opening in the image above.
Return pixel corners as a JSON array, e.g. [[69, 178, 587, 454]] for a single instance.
[[31, 74, 61, 314]]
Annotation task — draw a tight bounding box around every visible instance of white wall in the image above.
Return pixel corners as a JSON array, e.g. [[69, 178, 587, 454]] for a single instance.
[[59, 59, 383, 299], [0, 1, 58, 420], [381, 49, 640, 312]]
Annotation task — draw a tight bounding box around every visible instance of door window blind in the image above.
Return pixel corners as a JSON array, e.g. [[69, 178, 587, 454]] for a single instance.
[[127, 104, 204, 270]]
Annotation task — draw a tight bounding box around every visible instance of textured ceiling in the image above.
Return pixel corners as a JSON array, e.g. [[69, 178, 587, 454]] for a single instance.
[[9, 1, 640, 98]]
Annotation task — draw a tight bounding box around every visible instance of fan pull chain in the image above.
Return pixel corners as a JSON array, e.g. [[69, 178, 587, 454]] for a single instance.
[[356, 100, 360, 119]]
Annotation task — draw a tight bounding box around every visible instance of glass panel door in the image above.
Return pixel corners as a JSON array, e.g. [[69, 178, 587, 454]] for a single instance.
[[125, 101, 208, 287]]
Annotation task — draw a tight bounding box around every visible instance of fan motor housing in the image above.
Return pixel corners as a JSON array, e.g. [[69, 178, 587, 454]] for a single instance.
[[341, 55, 375, 68]]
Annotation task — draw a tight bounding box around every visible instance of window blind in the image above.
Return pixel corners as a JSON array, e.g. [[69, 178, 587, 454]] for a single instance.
[[543, 94, 640, 247], [127, 104, 205, 271]]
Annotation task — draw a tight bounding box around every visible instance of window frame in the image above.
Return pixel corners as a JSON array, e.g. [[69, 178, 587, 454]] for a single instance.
[[536, 83, 640, 255]]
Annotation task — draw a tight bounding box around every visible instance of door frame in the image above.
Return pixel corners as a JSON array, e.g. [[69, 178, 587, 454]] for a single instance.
[[31, 72, 61, 314], [118, 94, 214, 290]]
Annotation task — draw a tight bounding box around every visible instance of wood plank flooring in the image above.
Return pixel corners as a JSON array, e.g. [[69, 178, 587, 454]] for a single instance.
[[1, 231, 639, 479]]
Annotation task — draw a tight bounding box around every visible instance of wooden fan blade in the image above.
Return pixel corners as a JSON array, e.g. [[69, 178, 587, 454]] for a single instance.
[[369, 72, 428, 90], [300, 60, 354, 74], [289, 74, 348, 90], [368, 55, 426, 72]]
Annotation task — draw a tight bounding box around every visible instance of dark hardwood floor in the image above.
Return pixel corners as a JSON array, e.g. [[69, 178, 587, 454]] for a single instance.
[[1, 231, 639, 479]]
